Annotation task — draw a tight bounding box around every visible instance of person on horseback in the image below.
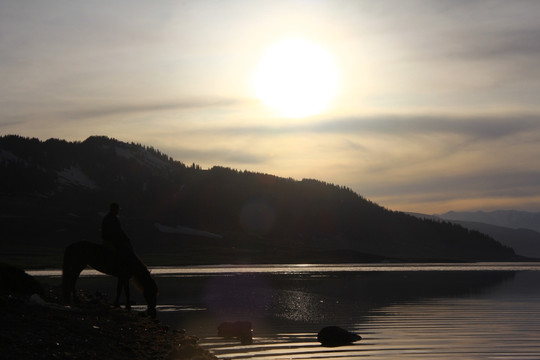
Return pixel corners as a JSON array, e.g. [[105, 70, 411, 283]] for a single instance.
[[101, 202, 135, 272], [101, 202, 139, 310]]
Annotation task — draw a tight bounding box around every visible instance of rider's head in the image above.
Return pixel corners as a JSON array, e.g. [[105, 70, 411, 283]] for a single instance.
[[109, 202, 120, 215]]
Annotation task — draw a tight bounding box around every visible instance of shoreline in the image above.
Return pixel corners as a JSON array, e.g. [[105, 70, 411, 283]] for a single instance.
[[1, 287, 218, 360]]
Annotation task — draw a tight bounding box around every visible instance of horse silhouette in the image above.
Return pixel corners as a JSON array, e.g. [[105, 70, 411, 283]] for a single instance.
[[62, 241, 158, 318]]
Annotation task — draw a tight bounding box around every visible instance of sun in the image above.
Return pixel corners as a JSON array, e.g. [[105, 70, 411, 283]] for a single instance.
[[253, 38, 339, 118]]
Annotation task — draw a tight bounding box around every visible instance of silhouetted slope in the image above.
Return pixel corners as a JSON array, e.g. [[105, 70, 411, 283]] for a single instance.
[[442, 220, 540, 259], [408, 212, 540, 259], [0, 135, 517, 266], [439, 210, 540, 233]]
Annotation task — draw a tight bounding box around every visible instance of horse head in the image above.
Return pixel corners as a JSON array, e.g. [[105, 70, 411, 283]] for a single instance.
[[133, 265, 159, 318], [143, 275, 158, 318]]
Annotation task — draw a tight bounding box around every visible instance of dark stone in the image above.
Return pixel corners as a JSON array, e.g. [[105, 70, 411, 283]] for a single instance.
[[218, 321, 253, 345], [317, 326, 362, 347], [0, 263, 44, 296]]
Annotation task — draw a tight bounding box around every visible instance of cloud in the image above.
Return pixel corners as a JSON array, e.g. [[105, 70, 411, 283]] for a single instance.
[[368, 168, 540, 213], [315, 114, 540, 141], [379, 1, 540, 61], [0, 97, 252, 129], [173, 112, 540, 212], [163, 146, 270, 166], [185, 113, 540, 142], [59, 98, 249, 121], [367, 168, 540, 198], [463, 28, 540, 61]]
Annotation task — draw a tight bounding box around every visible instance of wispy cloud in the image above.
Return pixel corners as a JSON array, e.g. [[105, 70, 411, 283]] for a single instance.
[[314, 114, 540, 141], [59, 98, 250, 121], [376, 1, 540, 62], [370, 168, 540, 214], [0, 97, 252, 129], [184, 113, 540, 141], [165, 146, 270, 166]]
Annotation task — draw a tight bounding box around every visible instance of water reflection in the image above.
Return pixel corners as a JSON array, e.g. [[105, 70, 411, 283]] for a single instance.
[[153, 269, 522, 359], [31, 264, 540, 359], [26, 262, 540, 277], [360, 292, 540, 360], [177, 270, 516, 326]]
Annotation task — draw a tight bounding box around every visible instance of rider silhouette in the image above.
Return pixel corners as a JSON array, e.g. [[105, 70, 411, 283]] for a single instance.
[[101, 203, 135, 271]]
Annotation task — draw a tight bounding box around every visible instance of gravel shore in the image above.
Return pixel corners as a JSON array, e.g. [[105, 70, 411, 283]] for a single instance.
[[0, 287, 218, 360]]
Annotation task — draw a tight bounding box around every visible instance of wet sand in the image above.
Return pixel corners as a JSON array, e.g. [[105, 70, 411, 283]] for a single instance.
[[0, 288, 218, 360]]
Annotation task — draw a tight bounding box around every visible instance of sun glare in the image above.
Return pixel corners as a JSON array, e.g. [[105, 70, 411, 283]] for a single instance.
[[253, 38, 338, 118]]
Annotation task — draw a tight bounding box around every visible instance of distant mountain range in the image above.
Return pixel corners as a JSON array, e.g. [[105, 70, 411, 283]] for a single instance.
[[408, 211, 540, 259], [0, 135, 522, 267], [438, 210, 540, 233]]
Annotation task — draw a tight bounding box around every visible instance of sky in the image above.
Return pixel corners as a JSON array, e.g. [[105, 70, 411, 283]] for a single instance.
[[2, 0, 540, 214]]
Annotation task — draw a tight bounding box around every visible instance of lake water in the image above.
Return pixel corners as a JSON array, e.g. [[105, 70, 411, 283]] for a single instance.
[[31, 263, 540, 359]]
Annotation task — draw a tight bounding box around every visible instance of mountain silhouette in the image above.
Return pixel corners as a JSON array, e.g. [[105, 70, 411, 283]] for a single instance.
[[408, 212, 540, 259], [439, 210, 540, 233], [0, 135, 519, 267]]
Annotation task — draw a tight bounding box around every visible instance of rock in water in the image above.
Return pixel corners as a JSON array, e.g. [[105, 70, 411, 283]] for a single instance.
[[218, 321, 253, 345], [317, 326, 361, 347]]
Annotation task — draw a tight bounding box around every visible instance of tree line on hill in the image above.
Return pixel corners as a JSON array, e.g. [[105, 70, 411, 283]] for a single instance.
[[0, 135, 519, 265]]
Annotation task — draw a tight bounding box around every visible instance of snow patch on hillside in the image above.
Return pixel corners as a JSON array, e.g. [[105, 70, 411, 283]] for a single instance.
[[141, 151, 168, 169], [57, 166, 98, 189], [0, 149, 24, 163], [114, 146, 135, 159], [154, 223, 222, 239], [114, 146, 167, 170]]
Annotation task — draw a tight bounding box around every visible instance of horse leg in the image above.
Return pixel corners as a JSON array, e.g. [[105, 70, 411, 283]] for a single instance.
[[114, 278, 131, 311], [62, 276, 77, 304], [62, 274, 73, 304], [114, 278, 122, 307], [62, 265, 84, 304], [123, 279, 131, 311], [71, 271, 84, 303], [62, 249, 82, 304]]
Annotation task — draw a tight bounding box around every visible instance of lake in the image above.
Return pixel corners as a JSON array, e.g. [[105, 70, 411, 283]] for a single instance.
[[31, 263, 540, 359]]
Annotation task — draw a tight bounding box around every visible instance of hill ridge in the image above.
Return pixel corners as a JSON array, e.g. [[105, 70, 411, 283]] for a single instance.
[[0, 135, 519, 267]]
